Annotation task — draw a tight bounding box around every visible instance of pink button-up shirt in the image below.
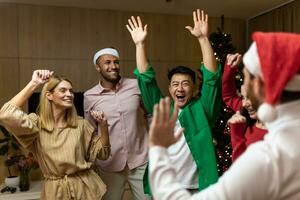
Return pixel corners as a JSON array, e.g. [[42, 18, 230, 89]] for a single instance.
[[84, 78, 149, 172]]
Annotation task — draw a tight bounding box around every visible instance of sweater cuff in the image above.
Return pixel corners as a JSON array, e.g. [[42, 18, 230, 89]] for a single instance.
[[149, 146, 168, 157], [149, 146, 169, 169], [224, 63, 238, 73], [229, 122, 248, 138]]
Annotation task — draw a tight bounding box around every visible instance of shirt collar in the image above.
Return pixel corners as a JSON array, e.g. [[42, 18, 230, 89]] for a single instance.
[[97, 78, 124, 94]]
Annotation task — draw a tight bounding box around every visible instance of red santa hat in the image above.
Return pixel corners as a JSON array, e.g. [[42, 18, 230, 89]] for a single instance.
[[243, 32, 300, 123]]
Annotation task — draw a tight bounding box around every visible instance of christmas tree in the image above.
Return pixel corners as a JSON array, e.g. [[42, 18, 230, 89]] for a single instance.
[[210, 28, 236, 66], [210, 28, 235, 175]]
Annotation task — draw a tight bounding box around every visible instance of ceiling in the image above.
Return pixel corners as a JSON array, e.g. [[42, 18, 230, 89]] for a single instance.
[[0, 0, 293, 19]]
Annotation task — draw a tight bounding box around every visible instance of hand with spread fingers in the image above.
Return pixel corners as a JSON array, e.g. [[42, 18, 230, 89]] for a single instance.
[[149, 97, 184, 148], [126, 16, 148, 45], [126, 15, 149, 73], [185, 9, 209, 39]]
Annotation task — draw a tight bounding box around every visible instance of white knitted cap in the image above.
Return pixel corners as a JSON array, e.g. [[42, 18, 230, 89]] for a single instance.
[[93, 48, 119, 65]]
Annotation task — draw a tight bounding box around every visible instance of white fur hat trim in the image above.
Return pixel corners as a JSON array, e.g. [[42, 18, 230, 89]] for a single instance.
[[243, 42, 263, 78], [257, 103, 278, 123]]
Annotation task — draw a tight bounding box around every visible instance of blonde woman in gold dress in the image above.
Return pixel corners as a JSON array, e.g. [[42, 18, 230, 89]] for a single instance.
[[0, 70, 110, 199]]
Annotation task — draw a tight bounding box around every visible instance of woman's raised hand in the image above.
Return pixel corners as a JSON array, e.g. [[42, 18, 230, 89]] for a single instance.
[[32, 70, 54, 85]]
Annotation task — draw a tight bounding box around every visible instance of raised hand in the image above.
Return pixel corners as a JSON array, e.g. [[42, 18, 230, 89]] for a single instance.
[[90, 110, 108, 128], [227, 53, 242, 68], [10, 69, 53, 107], [90, 110, 110, 147], [126, 16, 148, 45], [149, 97, 184, 148], [185, 9, 208, 39], [31, 70, 53, 85], [228, 111, 246, 124]]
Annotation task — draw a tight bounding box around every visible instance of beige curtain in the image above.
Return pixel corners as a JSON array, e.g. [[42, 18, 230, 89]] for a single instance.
[[247, 0, 300, 45]]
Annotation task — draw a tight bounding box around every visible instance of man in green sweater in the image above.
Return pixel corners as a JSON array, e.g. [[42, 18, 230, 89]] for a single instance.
[[126, 9, 222, 194]]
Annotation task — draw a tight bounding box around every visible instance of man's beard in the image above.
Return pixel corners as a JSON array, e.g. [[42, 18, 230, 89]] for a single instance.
[[102, 74, 121, 84]]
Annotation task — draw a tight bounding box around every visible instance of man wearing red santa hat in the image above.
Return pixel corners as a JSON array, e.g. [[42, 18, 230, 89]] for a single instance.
[[148, 32, 300, 200]]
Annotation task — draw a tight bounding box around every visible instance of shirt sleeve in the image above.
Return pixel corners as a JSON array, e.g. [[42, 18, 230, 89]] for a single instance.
[[133, 66, 164, 114], [222, 64, 242, 111], [149, 146, 194, 200], [229, 122, 248, 161], [149, 143, 276, 200], [199, 63, 222, 124], [0, 102, 39, 151]]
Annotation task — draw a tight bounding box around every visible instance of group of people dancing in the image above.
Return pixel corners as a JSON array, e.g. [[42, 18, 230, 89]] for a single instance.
[[1, 8, 300, 200]]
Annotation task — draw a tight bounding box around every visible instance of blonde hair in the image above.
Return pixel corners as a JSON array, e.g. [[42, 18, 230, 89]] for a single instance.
[[37, 76, 78, 132]]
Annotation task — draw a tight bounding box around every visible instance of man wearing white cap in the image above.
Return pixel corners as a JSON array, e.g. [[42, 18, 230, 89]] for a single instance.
[[147, 32, 300, 200], [84, 47, 150, 200]]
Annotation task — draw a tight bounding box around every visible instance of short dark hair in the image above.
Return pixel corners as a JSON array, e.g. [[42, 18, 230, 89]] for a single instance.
[[167, 66, 196, 84]]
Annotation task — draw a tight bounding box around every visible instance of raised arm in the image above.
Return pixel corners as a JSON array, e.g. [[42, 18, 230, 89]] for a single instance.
[[149, 98, 190, 199], [227, 111, 247, 161], [126, 16, 149, 73], [0, 70, 53, 150], [186, 9, 216, 72], [222, 53, 243, 111], [149, 99, 270, 200], [127, 16, 164, 114], [10, 70, 53, 108], [90, 110, 110, 147], [88, 110, 111, 160]]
